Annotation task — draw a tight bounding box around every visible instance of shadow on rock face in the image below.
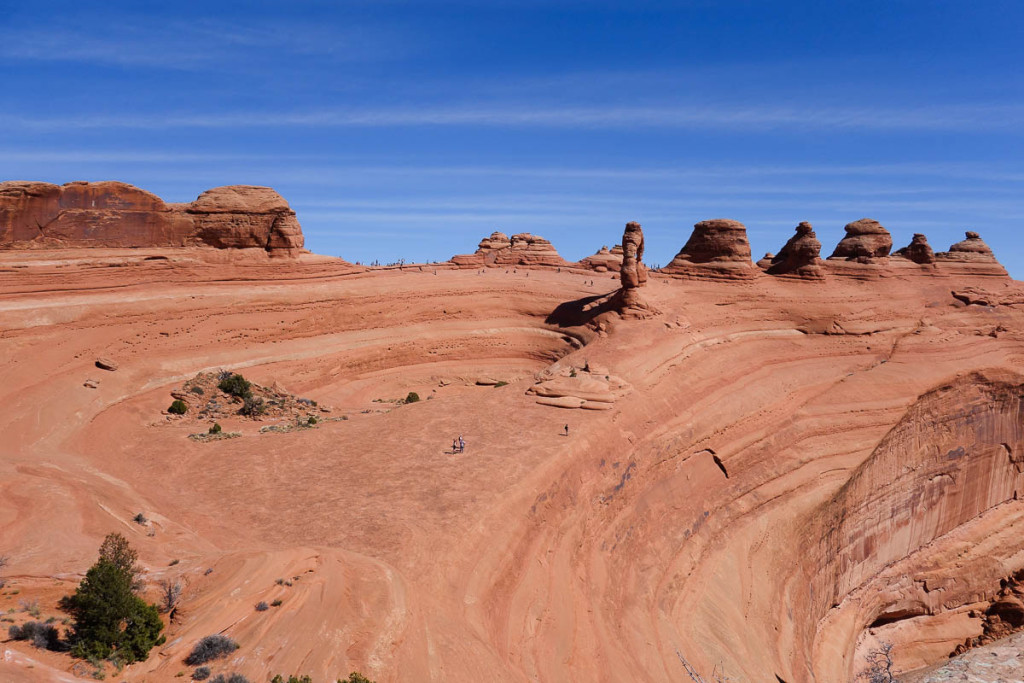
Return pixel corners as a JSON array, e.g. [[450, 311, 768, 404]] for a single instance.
[[545, 292, 622, 328]]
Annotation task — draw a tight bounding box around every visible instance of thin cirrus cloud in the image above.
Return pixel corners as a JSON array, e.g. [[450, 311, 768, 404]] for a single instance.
[[3, 102, 1024, 132], [0, 20, 403, 69]]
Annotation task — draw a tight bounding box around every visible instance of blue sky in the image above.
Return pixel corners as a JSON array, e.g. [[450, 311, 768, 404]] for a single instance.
[[2, 0, 1022, 275]]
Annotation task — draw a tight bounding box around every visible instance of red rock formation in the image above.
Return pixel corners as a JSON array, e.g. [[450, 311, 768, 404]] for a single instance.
[[767, 221, 825, 278], [936, 231, 1008, 277], [894, 233, 936, 264], [451, 231, 568, 268], [0, 181, 305, 256], [186, 185, 304, 256], [660, 218, 756, 279], [579, 245, 623, 272], [829, 218, 893, 262]]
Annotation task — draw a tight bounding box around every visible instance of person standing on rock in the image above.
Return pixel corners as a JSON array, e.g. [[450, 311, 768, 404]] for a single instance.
[[452, 438, 458, 455], [459, 435, 465, 453], [564, 424, 569, 436]]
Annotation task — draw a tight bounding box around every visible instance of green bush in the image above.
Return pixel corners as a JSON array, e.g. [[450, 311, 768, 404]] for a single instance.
[[168, 400, 188, 415], [59, 534, 163, 663], [209, 423, 222, 434], [240, 396, 265, 417], [218, 374, 252, 399], [404, 392, 420, 404]]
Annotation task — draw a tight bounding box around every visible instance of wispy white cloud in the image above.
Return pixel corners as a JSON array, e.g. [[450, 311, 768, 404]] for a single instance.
[[5, 102, 1022, 132]]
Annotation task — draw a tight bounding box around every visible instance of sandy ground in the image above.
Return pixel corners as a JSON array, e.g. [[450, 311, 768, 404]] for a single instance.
[[2, 249, 1024, 682]]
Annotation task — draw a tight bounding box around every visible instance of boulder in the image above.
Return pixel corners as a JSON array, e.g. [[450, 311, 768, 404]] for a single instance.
[[756, 253, 774, 269], [660, 219, 756, 279], [94, 357, 119, 371], [894, 233, 936, 264], [767, 222, 824, 279], [829, 218, 892, 262]]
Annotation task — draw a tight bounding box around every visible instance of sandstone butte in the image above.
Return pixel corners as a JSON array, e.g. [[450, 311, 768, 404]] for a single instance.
[[1, 184, 1023, 683]]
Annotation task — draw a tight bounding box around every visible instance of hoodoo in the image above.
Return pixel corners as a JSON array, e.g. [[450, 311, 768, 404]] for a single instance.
[[829, 218, 893, 262], [0, 181, 305, 256], [894, 233, 937, 264], [660, 218, 756, 279], [451, 231, 568, 268], [766, 221, 825, 278]]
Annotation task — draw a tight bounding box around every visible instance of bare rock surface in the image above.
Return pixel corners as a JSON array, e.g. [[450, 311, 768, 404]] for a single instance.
[[0, 181, 305, 256], [660, 218, 756, 279], [767, 221, 825, 278], [1, 234, 1024, 683]]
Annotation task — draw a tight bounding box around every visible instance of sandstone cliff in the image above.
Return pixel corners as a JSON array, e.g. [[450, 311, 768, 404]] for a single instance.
[[0, 181, 305, 256]]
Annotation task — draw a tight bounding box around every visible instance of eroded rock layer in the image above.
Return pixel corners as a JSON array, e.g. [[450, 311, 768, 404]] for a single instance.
[[451, 231, 568, 268], [895, 233, 937, 264], [660, 218, 756, 279], [579, 245, 623, 272], [0, 181, 305, 256]]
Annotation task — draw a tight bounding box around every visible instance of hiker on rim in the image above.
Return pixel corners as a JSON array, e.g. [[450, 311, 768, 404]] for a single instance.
[[458, 434, 465, 453]]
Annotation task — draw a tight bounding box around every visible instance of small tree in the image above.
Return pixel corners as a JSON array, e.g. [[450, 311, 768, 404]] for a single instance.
[[404, 392, 420, 404], [60, 534, 164, 662], [159, 578, 183, 616], [859, 641, 898, 683], [168, 399, 188, 415]]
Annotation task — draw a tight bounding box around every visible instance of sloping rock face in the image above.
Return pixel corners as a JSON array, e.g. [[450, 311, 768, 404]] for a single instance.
[[451, 231, 568, 268], [807, 371, 1024, 679], [767, 222, 824, 278], [894, 233, 936, 264], [186, 185, 304, 255], [936, 231, 1008, 277], [660, 218, 756, 279], [829, 218, 893, 262], [579, 245, 623, 272], [0, 181, 305, 256]]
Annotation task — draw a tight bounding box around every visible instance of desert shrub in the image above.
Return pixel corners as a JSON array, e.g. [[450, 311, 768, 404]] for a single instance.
[[218, 374, 251, 400], [404, 392, 420, 404], [133, 513, 147, 525], [210, 675, 249, 683], [9, 620, 61, 650], [59, 534, 163, 662], [168, 400, 188, 415], [208, 423, 222, 434], [240, 395, 265, 417], [184, 634, 238, 666], [255, 601, 268, 612], [270, 599, 282, 607], [189, 386, 205, 395], [193, 667, 211, 681], [494, 381, 508, 387], [306, 416, 318, 425], [272, 676, 313, 683]]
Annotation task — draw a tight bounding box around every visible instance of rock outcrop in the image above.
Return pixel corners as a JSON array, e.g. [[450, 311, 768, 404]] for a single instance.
[[0, 181, 305, 256], [766, 222, 824, 278], [451, 231, 568, 268], [660, 219, 756, 279], [829, 218, 893, 262], [579, 245, 623, 272], [936, 231, 1008, 277], [184, 185, 304, 255], [894, 233, 936, 264]]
